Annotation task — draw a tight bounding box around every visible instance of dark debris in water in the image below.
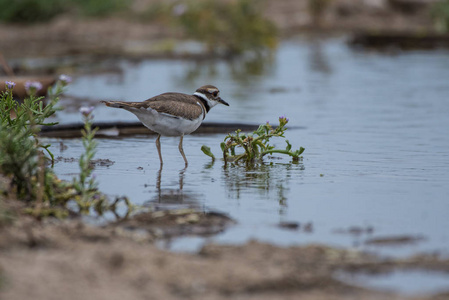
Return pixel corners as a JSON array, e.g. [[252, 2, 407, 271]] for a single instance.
[[365, 235, 425, 246], [267, 86, 301, 94], [90, 158, 115, 168], [59, 141, 68, 152], [54, 156, 115, 168], [114, 209, 235, 240], [278, 221, 313, 232], [279, 221, 299, 230], [333, 226, 375, 236], [349, 32, 449, 50], [55, 156, 77, 163]]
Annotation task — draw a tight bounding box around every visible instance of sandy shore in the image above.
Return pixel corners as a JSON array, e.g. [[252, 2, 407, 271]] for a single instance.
[[1, 207, 449, 300]]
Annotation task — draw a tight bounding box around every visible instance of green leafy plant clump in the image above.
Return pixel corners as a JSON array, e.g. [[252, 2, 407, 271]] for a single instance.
[[432, 0, 449, 33], [72, 0, 129, 17], [177, 0, 277, 55], [0, 0, 64, 23], [202, 116, 305, 166], [144, 0, 278, 56], [72, 106, 126, 215], [0, 78, 131, 218], [0, 79, 64, 201], [0, 0, 129, 23]]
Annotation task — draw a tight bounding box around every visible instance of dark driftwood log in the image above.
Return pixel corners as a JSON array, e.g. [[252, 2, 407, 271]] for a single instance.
[[349, 32, 449, 50], [39, 122, 261, 138]]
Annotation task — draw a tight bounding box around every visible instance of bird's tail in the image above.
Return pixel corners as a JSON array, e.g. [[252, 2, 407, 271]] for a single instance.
[[100, 100, 130, 109]]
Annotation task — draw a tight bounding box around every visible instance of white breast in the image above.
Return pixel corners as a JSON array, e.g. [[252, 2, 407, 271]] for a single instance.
[[132, 107, 204, 137]]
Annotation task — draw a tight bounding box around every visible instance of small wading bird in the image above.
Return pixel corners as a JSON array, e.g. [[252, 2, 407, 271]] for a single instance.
[[101, 85, 229, 167]]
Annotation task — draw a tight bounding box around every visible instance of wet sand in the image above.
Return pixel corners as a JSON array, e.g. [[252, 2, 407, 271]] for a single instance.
[[1, 206, 449, 300]]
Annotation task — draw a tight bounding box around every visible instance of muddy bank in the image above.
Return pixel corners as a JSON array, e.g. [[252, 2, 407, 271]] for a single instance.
[[0, 0, 438, 59], [1, 210, 449, 300]]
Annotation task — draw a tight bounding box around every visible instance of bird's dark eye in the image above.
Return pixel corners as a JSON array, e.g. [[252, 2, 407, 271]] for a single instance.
[[213, 91, 218, 97]]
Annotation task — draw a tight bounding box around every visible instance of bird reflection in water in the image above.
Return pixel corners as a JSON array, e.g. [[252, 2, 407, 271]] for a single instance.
[[145, 166, 201, 210]]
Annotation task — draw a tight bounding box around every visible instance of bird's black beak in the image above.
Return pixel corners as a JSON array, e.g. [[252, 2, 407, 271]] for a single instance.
[[218, 97, 229, 106]]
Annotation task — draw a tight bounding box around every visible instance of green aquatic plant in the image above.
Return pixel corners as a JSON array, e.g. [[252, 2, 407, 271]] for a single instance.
[[0, 197, 14, 226], [73, 107, 105, 213], [0, 80, 61, 162], [72, 0, 129, 17], [143, 0, 278, 56], [308, 0, 332, 27], [202, 116, 305, 166], [0, 0, 129, 23], [71, 106, 132, 215], [0, 78, 130, 217], [178, 0, 277, 55], [432, 0, 449, 33], [0, 0, 64, 23], [0, 77, 66, 200], [1, 76, 81, 216]]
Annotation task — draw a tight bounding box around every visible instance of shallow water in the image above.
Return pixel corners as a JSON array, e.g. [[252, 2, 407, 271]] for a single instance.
[[337, 269, 449, 295], [50, 37, 449, 263]]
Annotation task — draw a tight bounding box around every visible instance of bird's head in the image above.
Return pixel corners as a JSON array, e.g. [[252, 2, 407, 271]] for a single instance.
[[194, 85, 229, 108]]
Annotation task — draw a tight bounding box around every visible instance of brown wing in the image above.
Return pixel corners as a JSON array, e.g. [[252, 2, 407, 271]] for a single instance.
[[139, 93, 205, 120], [102, 93, 206, 120]]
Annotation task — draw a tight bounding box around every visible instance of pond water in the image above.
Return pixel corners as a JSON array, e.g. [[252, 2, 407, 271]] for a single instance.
[[49, 36, 449, 264], [337, 269, 449, 296]]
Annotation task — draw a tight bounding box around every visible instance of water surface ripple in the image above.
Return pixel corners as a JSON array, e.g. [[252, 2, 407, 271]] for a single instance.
[[52, 37, 449, 261]]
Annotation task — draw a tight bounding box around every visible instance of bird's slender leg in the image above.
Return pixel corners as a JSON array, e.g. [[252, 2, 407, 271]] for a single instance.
[[178, 134, 188, 167], [155, 134, 163, 166]]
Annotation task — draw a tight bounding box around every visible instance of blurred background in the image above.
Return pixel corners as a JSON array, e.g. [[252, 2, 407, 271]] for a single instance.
[[0, 0, 448, 60], [2, 0, 449, 296], [2, 0, 448, 107]]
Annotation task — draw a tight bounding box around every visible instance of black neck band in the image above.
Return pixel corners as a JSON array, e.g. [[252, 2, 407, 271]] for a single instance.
[[194, 95, 211, 113]]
